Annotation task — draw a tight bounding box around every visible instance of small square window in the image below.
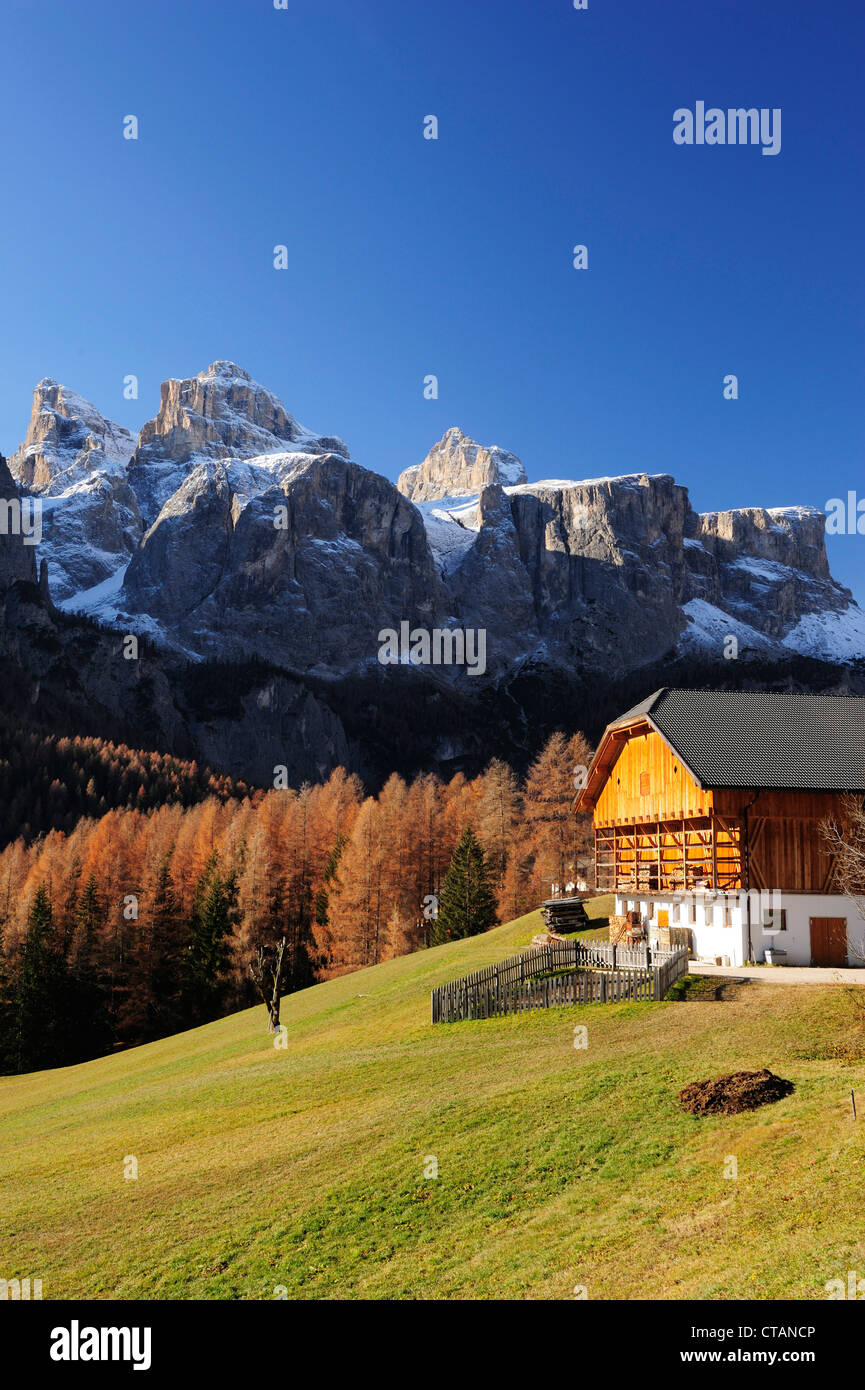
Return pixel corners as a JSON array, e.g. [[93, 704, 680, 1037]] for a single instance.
[[764, 908, 787, 932]]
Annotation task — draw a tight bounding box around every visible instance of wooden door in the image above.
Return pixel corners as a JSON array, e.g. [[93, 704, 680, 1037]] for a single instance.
[[809, 917, 847, 967]]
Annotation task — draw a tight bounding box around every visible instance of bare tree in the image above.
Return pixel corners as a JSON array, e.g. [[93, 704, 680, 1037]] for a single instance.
[[821, 796, 865, 961], [248, 937, 288, 1032]]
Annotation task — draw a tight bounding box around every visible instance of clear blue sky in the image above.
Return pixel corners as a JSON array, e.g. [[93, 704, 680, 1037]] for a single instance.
[[1, 0, 862, 600]]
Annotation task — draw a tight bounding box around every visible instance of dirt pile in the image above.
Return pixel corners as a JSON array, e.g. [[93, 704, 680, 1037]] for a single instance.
[[678, 1068, 794, 1116]]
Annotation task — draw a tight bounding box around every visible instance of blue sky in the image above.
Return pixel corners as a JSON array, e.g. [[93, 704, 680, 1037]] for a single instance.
[[1, 0, 862, 600]]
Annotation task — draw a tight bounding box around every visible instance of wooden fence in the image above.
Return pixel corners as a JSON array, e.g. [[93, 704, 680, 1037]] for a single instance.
[[431, 939, 689, 1024]]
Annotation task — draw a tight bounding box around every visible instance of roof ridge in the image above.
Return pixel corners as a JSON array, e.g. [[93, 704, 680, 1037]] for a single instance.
[[659, 687, 865, 699]]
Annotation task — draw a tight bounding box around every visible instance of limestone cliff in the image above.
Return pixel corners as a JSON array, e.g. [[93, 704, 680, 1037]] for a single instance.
[[397, 426, 526, 501], [128, 361, 349, 525]]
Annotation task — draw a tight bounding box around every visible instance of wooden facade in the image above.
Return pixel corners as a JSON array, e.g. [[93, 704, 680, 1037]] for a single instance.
[[583, 725, 841, 896]]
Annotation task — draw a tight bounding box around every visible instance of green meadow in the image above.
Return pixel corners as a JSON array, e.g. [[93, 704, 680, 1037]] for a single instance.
[[2, 897, 864, 1301]]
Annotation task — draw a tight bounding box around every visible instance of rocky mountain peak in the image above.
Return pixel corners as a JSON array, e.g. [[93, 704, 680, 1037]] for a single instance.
[[201, 360, 253, 381], [397, 427, 527, 502], [128, 362, 350, 525], [6, 361, 862, 686], [9, 379, 135, 493]]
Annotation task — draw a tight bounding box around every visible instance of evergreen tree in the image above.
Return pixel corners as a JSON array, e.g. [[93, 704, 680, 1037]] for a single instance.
[[146, 856, 184, 1034], [68, 873, 110, 1061], [13, 885, 71, 1071], [180, 853, 238, 1024], [73, 873, 101, 973], [0, 927, 14, 1074], [431, 827, 498, 945]]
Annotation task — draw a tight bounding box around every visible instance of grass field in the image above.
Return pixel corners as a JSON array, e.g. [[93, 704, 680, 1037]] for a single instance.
[[2, 896, 865, 1301]]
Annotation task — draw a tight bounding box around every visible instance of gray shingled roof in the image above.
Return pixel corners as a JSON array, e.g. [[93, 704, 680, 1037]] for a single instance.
[[614, 688, 865, 791]]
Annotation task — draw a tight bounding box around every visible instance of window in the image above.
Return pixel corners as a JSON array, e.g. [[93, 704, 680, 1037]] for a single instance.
[[764, 908, 787, 932], [640, 771, 650, 796]]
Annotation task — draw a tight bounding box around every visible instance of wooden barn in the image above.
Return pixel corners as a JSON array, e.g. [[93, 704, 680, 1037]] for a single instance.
[[575, 688, 865, 967]]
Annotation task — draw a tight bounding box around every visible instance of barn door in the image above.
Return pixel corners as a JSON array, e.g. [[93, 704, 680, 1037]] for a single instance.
[[809, 917, 847, 967]]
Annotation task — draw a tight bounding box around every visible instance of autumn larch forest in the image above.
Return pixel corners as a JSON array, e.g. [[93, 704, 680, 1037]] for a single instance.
[[0, 730, 593, 1072]]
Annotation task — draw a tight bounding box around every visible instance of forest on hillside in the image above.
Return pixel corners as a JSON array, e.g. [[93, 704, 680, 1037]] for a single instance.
[[0, 715, 251, 846], [0, 730, 593, 1074]]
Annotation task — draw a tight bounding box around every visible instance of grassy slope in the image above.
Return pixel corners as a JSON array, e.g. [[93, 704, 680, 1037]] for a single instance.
[[2, 896, 864, 1302]]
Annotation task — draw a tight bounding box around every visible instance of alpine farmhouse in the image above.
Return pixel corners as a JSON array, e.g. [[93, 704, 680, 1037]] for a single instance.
[[575, 688, 865, 968]]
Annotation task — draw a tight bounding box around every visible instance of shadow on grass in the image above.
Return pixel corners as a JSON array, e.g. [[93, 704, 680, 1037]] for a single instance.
[[665, 974, 750, 1003]]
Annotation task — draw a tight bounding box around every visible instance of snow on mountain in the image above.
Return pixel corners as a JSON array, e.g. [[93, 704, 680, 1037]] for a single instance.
[[505, 472, 670, 494], [397, 427, 527, 502], [6, 362, 863, 683], [128, 361, 349, 526], [782, 607, 865, 663], [8, 380, 141, 601], [413, 494, 482, 577], [9, 378, 136, 493], [678, 598, 778, 656]]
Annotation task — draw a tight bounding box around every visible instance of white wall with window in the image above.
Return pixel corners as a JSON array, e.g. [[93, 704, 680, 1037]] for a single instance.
[[613, 891, 865, 967]]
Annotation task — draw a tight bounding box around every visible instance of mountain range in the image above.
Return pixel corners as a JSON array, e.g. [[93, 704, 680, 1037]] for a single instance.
[[2, 360, 863, 787]]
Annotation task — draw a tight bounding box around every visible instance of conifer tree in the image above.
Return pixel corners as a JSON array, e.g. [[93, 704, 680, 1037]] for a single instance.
[[14, 884, 70, 1071], [147, 856, 184, 1031], [67, 873, 110, 1060], [180, 854, 238, 1024], [314, 833, 346, 929], [0, 926, 14, 1074], [72, 873, 101, 974], [522, 730, 594, 899], [431, 827, 498, 945]]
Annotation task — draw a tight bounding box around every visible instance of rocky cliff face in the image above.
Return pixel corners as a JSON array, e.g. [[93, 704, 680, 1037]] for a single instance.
[[128, 361, 349, 525], [4, 362, 863, 787], [122, 451, 445, 671], [10, 379, 136, 492], [8, 380, 141, 602], [397, 426, 527, 501]]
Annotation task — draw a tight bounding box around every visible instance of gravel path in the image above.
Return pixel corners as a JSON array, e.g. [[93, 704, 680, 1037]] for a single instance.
[[690, 961, 865, 984]]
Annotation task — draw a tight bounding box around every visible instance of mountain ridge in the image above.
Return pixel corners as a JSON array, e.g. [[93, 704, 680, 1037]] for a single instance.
[[2, 361, 863, 789]]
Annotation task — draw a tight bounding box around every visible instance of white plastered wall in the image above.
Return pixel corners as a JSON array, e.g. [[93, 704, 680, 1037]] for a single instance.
[[614, 892, 865, 968]]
